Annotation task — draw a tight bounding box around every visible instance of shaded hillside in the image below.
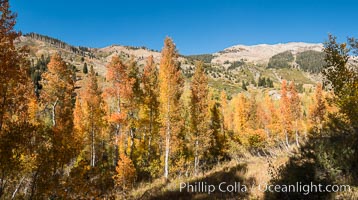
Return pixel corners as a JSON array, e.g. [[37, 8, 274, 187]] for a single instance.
[[296, 50, 326, 73], [267, 51, 294, 69], [265, 116, 358, 200]]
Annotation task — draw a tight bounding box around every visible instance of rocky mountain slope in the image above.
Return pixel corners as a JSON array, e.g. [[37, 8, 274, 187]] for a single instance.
[[212, 42, 323, 65], [18, 33, 326, 95]]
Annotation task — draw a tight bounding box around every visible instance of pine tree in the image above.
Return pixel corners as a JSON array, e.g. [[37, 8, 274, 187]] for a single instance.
[[83, 62, 88, 74], [323, 35, 358, 127], [158, 37, 184, 179], [242, 80, 248, 91]]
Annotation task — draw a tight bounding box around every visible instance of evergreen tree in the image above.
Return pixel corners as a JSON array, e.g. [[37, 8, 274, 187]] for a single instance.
[[242, 80, 248, 91], [323, 35, 358, 127], [83, 62, 88, 74]]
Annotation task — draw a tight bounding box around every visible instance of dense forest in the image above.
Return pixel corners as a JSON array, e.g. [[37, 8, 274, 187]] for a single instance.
[[267, 51, 294, 69], [0, 1, 357, 199]]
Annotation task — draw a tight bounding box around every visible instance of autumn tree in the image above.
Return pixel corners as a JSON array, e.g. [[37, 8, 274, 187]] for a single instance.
[[41, 53, 74, 128], [323, 35, 358, 128], [220, 91, 230, 132], [0, 0, 32, 132], [233, 93, 249, 134], [309, 83, 326, 132], [158, 37, 184, 179], [40, 53, 78, 196], [113, 153, 136, 197], [208, 101, 229, 165], [262, 94, 280, 145], [279, 80, 292, 149], [289, 81, 302, 146], [0, 1, 37, 198], [77, 66, 106, 167], [104, 56, 128, 165], [105, 55, 141, 170], [125, 58, 141, 160], [138, 55, 161, 179], [190, 61, 211, 176]]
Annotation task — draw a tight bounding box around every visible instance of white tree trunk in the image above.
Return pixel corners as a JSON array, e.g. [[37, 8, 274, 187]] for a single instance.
[[164, 100, 171, 179], [52, 98, 58, 126]]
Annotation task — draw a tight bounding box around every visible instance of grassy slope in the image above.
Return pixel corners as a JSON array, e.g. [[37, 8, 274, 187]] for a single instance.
[[127, 155, 288, 200]]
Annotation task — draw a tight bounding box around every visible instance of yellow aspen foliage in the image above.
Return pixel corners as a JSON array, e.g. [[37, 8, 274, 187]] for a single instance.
[[309, 83, 327, 132], [233, 93, 249, 134], [190, 61, 211, 176], [289, 81, 302, 146], [113, 153, 136, 191], [279, 80, 292, 146], [220, 90, 230, 131], [158, 37, 184, 179]]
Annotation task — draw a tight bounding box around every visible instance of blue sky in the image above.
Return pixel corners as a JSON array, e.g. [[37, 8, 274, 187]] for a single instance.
[[12, 0, 358, 55]]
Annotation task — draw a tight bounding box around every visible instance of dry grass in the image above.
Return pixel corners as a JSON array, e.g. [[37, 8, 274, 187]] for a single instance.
[[126, 153, 289, 200]]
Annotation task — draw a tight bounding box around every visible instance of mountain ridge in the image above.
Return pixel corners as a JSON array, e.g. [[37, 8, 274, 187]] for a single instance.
[[19, 32, 325, 93], [212, 42, 323, 65]]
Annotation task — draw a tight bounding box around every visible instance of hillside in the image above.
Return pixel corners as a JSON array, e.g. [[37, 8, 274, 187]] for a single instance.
[[18, 33, 325, 97], [18, 33, 164, 76], [5, 31, 357, 200], [212, 42, 323, 66]]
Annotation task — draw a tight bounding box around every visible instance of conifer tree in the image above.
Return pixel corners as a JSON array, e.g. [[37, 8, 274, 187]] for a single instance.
[[83, 62, 88, 74]]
